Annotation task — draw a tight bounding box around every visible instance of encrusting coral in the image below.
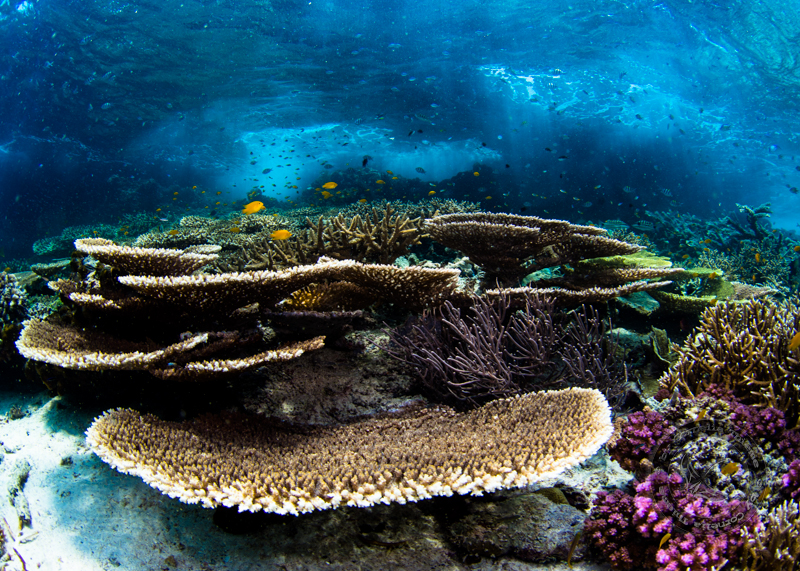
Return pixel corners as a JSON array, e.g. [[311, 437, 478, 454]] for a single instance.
[[659, 298, 800, 426], [85, 387, 613, 515]]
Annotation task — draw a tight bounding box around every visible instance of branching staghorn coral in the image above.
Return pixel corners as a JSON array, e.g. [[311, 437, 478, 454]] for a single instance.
[[234, 205, 427, 270], [660, 298, 800, 427], [738, 500, 800, 571]]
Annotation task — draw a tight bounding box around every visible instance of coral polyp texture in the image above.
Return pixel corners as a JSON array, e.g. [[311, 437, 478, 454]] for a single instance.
[[75, 237, 221, 276], [660, 298, 800, 425], [426, 212, 640, 283], [85, 388, 613, 516]]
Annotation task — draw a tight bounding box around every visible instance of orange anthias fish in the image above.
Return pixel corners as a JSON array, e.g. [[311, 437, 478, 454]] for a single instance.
[[789, 331, 800, 351], [721, 462, 740, 477], [376, 179, 386, 184], [322, 182, 338, 189], [321, 190, 333, 199], [755, 252, 762, 263], [270, 229, 292, 240], [242, 201, 265, 214]]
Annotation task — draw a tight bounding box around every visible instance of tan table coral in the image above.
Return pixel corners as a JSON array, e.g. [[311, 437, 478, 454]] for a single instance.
[[86, 387, 613, 515]]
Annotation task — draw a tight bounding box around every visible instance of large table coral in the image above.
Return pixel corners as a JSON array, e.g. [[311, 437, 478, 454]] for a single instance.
[[86, 388, 613, 515]]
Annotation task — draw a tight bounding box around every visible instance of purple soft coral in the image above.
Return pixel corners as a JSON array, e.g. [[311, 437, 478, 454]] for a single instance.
[[782, 459, 800, 501], [585, 489, 659, 569], [609, 410, 676, 472], [588, 472, 757, 570]]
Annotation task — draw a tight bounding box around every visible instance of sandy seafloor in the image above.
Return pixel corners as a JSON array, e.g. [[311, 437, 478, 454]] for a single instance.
[[0, 388, 615, 571]]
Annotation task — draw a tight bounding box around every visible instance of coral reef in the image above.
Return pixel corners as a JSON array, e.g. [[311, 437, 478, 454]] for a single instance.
[[426, 212, 640, 285], [1, 271, 29, 362], [659, 299, 800, 426], [86, 388, 613, 515], [586, 471, 757, 570], [388, 292, 628, 407], [607, 409, 676, 473], [738, 499, 800, 571], [237, 204, 427, 270]]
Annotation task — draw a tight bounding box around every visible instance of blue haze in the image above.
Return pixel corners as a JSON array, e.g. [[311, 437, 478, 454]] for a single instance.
[[1, 0, 799, 256]]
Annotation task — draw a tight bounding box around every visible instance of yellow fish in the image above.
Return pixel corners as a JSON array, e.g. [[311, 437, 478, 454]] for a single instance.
[[789, 331, 800, 351], [755, 252, 762, 263], [358, 198, 367, 203], [696, 409, 707, 422], [391, 176, 398, 180], [428, 190, 436, 196], [322, 182, 338, 189], [321, 191, 332, 199], [168, 229, 179, 236], [721, 462, 740, 477], [757, 486, 772, 502], [386, 170, 393, 174], [794, 245, 800, 252], [242, 201, 265, 214], [473, 171, 480, 176], [376, 179, 386, 184], [270, 229, 292, 240], [229, 227, 241, 233], [485, 196, 492, 200], [659, 533, 671, 549]]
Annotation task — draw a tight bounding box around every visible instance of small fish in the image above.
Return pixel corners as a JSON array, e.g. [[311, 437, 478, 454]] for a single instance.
[[229, 227, 241, 233], [376, 180, 386, 184], [755, 252, 762, 263], [789, 331, 800, 351], [362, 158, 369, 167], [682, 254, 690, 259], [391, 176, 398, 180], [386, 170, 393, 175], [473, 171, 480, 176], [485, 195, 492, 199], [428, 190, 436, 196], [321, 191, 333, 199], [262, 168, 272, 174], [794, 245, 800, 252], [707, 272, 718, 280], [659, 533, 672, 549], [270, 229, 292, 240], [757, 486, 772, 502], [323, 163, 334, 169], [622, 185, 634, 193], [567, 530, 582, 568], [661, 188, 673, 197], [721, 462, 740, 477], [358, 198, 367, 203], [696, 409, 707, 421], [322, 182, 338, 189], [416, 167, 426, 173], [791, 187, 799, 194], [242, 201, 265, 214], [168, 229, 180, 236]]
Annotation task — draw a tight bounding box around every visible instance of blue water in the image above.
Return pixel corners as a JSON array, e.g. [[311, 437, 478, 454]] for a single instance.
[[1, 0, 799, 257]]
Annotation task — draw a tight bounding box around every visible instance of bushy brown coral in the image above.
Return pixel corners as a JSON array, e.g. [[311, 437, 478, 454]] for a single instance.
[[660, 298, 800, 426], [85, 387, 613, 515], [237, 205, 427, 270]]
